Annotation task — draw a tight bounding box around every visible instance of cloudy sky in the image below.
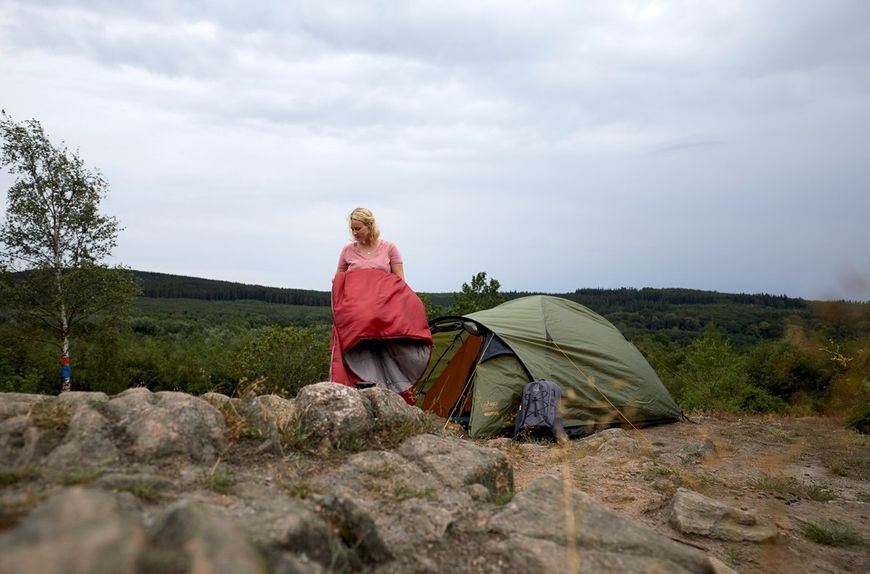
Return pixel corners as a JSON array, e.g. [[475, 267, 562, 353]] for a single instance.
[[1, 1, 868, 300]]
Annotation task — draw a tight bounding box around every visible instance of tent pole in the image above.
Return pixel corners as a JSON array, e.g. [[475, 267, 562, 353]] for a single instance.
[[417, 330, 464, 399], [445, 333, 494, 429]]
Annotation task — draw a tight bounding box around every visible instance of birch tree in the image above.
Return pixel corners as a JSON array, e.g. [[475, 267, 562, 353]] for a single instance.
[[0, 112, 138, 392]]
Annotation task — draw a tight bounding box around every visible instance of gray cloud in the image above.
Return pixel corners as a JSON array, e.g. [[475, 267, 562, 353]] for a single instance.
[[1, 0, 868, 299]]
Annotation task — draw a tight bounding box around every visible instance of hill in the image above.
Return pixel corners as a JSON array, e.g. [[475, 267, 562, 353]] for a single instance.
[[132, 271, 869, 346]]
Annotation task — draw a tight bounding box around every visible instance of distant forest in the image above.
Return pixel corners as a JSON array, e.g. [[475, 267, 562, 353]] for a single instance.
[[4, 271, 867, 422], [132, 271, 868, 347]]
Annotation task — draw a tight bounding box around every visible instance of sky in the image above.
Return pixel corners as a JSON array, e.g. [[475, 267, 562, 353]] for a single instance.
[[1, 1, 869, 301]]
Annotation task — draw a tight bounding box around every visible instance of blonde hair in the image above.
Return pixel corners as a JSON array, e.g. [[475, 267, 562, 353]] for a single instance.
[[348, 207, 380, 242]]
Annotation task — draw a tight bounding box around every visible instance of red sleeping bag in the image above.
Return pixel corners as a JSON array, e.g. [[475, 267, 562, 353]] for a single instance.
[[330, 269, 432, 398]]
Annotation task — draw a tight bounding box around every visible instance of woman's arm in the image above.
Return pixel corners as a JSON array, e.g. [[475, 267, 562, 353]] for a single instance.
[[391, 262, 405, 281]]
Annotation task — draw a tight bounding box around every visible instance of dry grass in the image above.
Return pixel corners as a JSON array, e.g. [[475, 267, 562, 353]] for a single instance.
[[749, 475, 836, 502]]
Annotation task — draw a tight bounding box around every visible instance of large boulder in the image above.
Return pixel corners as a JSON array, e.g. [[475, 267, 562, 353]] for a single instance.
[[107, 388, 227, 463], [293, 382, 373, 450], [670, 487, 779, 542], [0, 395, 70, 468], [46, 392, 118, 469], [397, 434, 513, 498], [0, 487, 146, 574], [488, 475, 720, 574]]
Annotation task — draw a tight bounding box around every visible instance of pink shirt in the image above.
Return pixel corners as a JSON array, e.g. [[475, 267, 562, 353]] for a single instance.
[[337, 240, 403, 274]]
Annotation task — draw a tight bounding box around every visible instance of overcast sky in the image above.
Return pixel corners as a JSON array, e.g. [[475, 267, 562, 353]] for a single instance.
[[1, 1, 868, 300]]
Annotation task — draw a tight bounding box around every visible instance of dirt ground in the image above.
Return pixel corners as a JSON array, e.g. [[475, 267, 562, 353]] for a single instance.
[[491, 415, 869, 574]]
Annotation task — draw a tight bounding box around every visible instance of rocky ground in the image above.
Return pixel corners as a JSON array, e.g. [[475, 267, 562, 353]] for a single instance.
[[1, 384, 868, 573], [499, 415, 869, 573]]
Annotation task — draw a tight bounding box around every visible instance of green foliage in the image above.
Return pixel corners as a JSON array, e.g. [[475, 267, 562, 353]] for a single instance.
[[235, 325, 330, 396], [450, 272, 506, 315], [846, 401, 870, 434], [417, 292, 444, 321], [0, 467, 40, 486], [199, 467, 236, 494], [0, 112, 139, 390]]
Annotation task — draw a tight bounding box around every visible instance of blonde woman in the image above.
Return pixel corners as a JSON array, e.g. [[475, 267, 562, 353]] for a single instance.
[[336, 207, 405, 280], [331, 207, 430, 404]]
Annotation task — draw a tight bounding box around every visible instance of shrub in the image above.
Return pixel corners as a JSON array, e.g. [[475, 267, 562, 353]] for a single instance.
[[235, 325, 330, 397], [667, 327, 754, 413], [846, 401, 870, 435]]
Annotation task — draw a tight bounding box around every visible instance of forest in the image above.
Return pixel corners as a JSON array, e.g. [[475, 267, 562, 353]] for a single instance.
[[1, 271, 868, 431]]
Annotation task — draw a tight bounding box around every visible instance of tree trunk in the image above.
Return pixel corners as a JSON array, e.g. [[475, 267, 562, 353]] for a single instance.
[[56, 266, 71, 392]]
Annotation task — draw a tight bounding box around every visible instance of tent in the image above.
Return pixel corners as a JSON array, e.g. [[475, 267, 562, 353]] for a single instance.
[[415, 295, 681, 438]]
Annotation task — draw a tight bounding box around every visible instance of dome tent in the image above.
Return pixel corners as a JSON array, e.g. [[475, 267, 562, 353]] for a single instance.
[[416, 295, 682, 438]]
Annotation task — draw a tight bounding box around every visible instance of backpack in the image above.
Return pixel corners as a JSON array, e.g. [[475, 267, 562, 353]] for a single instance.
[[513, 379, 567, 442]]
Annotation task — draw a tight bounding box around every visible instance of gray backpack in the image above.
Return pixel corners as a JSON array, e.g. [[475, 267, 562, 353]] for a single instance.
[[513, 379, 566, 441]]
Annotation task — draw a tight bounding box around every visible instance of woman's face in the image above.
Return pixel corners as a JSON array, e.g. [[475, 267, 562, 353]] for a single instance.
[[350, 220, 371, 243]]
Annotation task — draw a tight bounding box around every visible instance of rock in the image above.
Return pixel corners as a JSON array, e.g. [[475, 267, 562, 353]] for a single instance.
[[489, 475, 718, 573], [108, 388, 227, 463], [395, 498, 455, 541], [314, 494, 394, 564], [670, 488, 778, 542], [0, 487, 146, 574], [214, 394, 299, 453], [579, 428, 640, 457], [259, 501, 353, 571], [359, 386, 424, 432], [0, 397, 72, 467], [0, 393, 48, 421], [397, 434, 513, 498], [660, 440, 718, 466], [294, 382, 373, 450], [251, 394, 298, 433], [143, 499, 265, 574], [201, 391, 232, 408], [58, 391, 110, 405], [0, 415, 42, 467], [95, 472, 175, 492], [45, 401, 118, 469]]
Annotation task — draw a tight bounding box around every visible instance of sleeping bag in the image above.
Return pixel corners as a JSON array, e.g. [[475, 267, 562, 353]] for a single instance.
[[329, 268, 432, 397]]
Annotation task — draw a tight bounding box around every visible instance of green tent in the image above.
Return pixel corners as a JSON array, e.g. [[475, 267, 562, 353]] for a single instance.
[[416, 295, 681, 438]]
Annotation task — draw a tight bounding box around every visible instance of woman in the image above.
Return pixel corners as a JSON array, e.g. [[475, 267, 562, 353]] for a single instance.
[[331, 207, 430, 405], [336, 207, 405, 280]]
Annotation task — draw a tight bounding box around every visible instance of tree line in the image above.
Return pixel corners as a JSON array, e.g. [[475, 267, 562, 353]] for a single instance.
[[1, 113, 867, 432]]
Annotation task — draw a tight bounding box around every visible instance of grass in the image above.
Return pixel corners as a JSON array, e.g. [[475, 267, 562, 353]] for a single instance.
[[219, 402, 265, 441], [640, 463, 675, 481], [750, 475, 836, 501], [492, 491, 514, 506], [29, 400, 72, 433], [0, 467, 40, 487], [115, 480, 166, 502], [824, 460, 849, 477], [802, 522, 865, 547], [282, 480, 322, 499], [62, 467, 106, 485], [393, 483, 437, 501], [199, 469, 236, 494]]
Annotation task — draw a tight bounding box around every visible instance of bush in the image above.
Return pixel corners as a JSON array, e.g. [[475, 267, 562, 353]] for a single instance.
[[665, 327, 755, 413], [235, 325, 330, 397], [846, 401, 870, 434]]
